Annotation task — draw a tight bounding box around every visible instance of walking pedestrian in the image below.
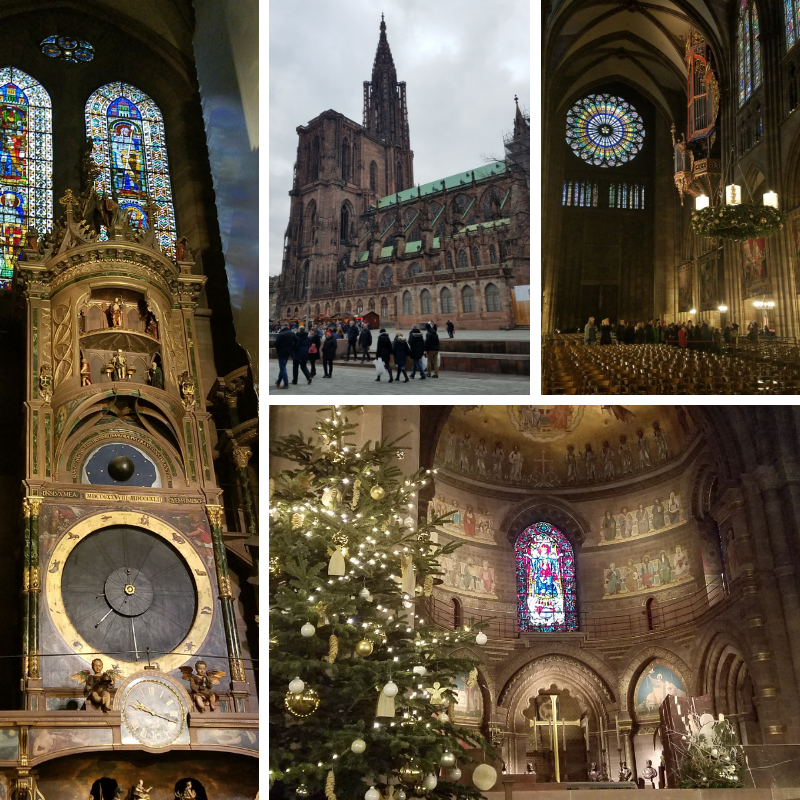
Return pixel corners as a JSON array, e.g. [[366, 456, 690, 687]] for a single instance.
[[274, 322, 296, 389], [446, 319, 455, 338], [321, 328, 337, 378], [408, 325, 427, 379], [345, 321, 359, 360], [584, 316, 597, 346], [291, 326, 313, 385], [425, 322, 440, 377], [375, 328, 393, 382], [392, 332, 410, 382], [359, 323, 373, 361], [308, 326, 321, 377]]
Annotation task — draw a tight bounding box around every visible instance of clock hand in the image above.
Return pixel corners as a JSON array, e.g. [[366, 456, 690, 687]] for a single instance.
[[132, 701, 178, 724], [131, 618, 139, 661], [95, 607, 114, 628]]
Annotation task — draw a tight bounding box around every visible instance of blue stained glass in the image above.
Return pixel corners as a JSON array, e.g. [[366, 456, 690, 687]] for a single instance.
[[791, 0, 798, 49], [753, 4, 762, 87], [40, 35, 94, 63], [565, 94, 644, 168], [86, 83, 177, 257], [516, 522, 578, 632]]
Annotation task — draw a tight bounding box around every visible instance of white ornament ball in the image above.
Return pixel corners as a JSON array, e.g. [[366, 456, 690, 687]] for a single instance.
[[473, 764, 498, 791], [351, 738, 367, 754], [440, 751, 456, 767], [475, 631, 488, 646], [403, 516, 415, 528], [288, 677, 305, 694], [449, 767, 462, 781], [422, 773, 437, 791], [365, 788, 380, 800], [359, 587, 372, 599], [382, 680, 399, 698], [412, 665, 427, 676], [396, 791, 406, 800], [301, 622, 315, 638], [439, 712, 450, 723]]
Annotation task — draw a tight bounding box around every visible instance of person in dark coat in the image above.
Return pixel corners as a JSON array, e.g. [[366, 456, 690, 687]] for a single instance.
[[625, 321, 635, 344], [644, 320, 654, 344], [345, 321, 359, 360], [701, 321, 711, 352], [599, 318, 612, 345], [615, 320, 626, 345], [375, 328, 393, 382], [307, 326, 321, 377], [321, 329, 338, 378], [635, 323, 645, 345], [408, 325, 427, 379], [392, 333, 410, 382], [446, 320, 455, 338], [292, 327, 313, 385], [425, 322, 440, 377], [274, 322, 296, 389], [359, 323, 373, 362]]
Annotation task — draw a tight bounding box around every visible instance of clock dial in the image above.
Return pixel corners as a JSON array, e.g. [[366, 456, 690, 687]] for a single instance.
[[82, 443, 161, 487], [61, 526, 196, 662], [121, 677, 186, 747]]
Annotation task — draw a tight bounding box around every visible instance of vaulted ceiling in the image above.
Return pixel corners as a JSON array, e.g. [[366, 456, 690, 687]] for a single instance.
[[545, 1, 729, 120]]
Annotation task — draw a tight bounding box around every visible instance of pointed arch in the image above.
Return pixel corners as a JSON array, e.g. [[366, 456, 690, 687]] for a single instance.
[[440, 286, 453, 313], [369, 160, 377, 192], [461, 284, 475, 312], [378, 267, 393, 287], [472, 245, 481, 266], [420, 288, 432, 314], [485, 282, 501, 311], [402, 290, 413, 316], [86, 82, 177, 255], [0, 67, 52, 287], [356, 270, 367, 290], [457, 249, 468, 269], [380, 296, 389, 319], [340, 200, 353, 242]]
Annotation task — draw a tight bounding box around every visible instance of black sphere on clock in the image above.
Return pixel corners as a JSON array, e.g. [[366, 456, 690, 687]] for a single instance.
[[61, 526, 197, 661]]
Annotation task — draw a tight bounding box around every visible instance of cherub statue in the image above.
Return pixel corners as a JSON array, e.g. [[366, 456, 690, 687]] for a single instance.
[[179, 371, 197, 410], [72, 658, 122, 712], [112, 349, 127, 381], [133, 779, 152, 799], [176, 782, 197, 799], [427, 681, 445, 705], [179, 660, 225, 712], [39, 364, 53, 403]]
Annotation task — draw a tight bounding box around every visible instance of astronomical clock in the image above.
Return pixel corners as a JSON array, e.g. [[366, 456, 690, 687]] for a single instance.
[[7, 186, 258, 798]]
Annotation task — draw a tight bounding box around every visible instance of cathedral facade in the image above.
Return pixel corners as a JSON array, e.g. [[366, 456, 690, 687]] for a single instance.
[[275, 18, 530, 330], [0, 3, 258, 799]]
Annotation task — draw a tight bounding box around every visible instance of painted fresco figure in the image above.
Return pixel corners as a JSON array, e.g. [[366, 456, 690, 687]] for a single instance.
[[492, 442, 504, 479], [565, 445, 579, 484], [652, 498, 665, 529], [636, 428, 651, 469], [652, 421, 669, 461], [601, 439, 616, 480], [463, 505, 476, 537], [605, 562, 622, 595], [508, 445, 523, 481], [636, 503, 651, 534], [583, 443, 597, 481], [601, 510, 616, 542], [657, 550, 673, 585], [624, 560, 639, 593], [618, 507, 630, 538], [444, 430, 457, 465], [479, 559, 494, 593], [667, 492, 681, 525], [459, 433, 472, 472], [475, 438, 488, 477], [618, 434, 634, 475], [640, 556, 656, 589], [674, 545, 689, 578]]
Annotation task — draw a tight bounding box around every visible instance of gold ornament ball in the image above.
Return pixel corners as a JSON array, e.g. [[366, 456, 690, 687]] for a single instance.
[[472, 764, 498, 791], [355, 639, 374, 657], [411, 785, 430, 798], [398, 763, 424, 786], [370, 485, 386, 500], [284, 687, 320, 717]]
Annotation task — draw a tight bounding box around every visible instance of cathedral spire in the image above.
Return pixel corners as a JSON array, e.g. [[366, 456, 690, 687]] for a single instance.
[[373, 13, 395, 69], [513, 94, 529, 140]]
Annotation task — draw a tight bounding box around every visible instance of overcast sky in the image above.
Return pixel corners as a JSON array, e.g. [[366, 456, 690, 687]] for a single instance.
[[268, 0, 530, 276]]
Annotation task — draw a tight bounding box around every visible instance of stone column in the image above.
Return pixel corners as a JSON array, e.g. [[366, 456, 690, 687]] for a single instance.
[[232, 446, 257, 537], [26, 497, 42, 682], [206, 504, 247, 687], [21, 500, 31, 682]]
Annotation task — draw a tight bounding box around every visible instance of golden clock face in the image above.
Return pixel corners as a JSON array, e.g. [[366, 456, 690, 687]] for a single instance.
[[121, 676, 186, 748]]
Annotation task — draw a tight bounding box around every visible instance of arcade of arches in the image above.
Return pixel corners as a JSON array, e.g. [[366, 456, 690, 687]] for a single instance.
[[270, 404, 800, 790], [542, 0, 800, 370]]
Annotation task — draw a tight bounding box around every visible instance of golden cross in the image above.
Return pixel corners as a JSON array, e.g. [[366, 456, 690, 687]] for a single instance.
[[529, 693, 583, 783]]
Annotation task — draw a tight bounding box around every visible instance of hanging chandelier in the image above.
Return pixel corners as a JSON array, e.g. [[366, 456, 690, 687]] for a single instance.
[[691, 186, 785, 241]]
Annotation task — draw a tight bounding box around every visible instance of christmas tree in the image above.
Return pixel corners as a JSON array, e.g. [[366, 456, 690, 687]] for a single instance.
[[269, 406, 497, 800]]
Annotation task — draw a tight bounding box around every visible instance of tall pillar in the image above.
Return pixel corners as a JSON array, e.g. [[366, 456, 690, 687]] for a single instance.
[[205, 504, 247, 690], [26, 497, 42, 683], [21, 500, 31, 682], [232, 446, 257, 537]]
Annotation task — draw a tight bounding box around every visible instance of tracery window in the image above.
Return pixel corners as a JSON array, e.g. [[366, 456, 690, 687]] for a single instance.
[[407, 263, 421, 277], [336, 272, 346, 292], [489, 244, 498, 264], [485, 282, 501, 311], [516, 522, 578, 632], [457, 249, 468, 269], [565, 94, 644, 167], [446, 251, 453, 269], [0, 68, 52, 288], [378, 267, 393, 287], [609, 183, 645, 210], [435, 222, 445, 238], [739, 0, 761, 104], [402, 290, 413, 315], [562, 180, 598, 207], [409, 226, 420, 242], [472, 246, 481, 266], [420, 288, 432, 314], [86, 83, 177, 256], [462, 284, 475, 312], [440, 287, 454, 313], [356, 270, 368, 290], [340, 203, 350, 241], [380, 297, 388, 318]]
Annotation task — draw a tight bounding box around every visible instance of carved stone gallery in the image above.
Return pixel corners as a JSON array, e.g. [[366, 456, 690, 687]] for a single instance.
[[0, 3, 259, 799], [271, 405, 800, 794]]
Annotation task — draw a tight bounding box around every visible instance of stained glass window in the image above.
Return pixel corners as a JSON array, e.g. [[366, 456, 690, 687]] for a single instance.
[[86, 83, 177, 257], [40, 36, 94, 63], [739, 1, 762, 104], [0, 68, 52, 290], [565, 94, 644, 167], [516, 522, 577, 632], [789, 0, 798, 49]]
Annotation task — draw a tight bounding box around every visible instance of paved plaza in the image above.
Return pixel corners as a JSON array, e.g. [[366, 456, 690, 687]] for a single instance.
[[267, 359, 530, 395]]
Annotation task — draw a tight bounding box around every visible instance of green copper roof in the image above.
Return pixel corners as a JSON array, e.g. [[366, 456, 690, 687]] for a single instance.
[[380, 246, 394, 258], [461, 218, 510, 234], [358, 251, 369, 262], [374, 161, 507, 209], [405, 240, 422, 254], [461, 197, 475, 219]]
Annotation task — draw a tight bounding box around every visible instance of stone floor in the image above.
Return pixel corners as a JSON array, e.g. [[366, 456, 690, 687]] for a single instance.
[[267, 360, 531, 395]]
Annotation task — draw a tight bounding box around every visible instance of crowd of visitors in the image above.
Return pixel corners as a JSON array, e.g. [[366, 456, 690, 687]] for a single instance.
[[580, 316, 772, 352], [273, 319, 446, 388]]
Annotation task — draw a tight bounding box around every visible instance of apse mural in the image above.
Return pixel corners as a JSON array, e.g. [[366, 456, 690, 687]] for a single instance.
[[452, 670, 483, 724], [428, 494, 496, 544], [598, 492, 684, 545], [516, 522, 578, 632], [440, 553, 497, 598], [508, 406, 584, 438], [603, 545, 693, 598], [635, 665, 686, 715]]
